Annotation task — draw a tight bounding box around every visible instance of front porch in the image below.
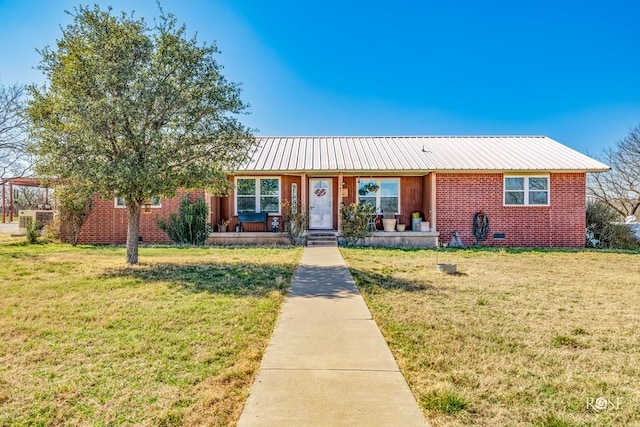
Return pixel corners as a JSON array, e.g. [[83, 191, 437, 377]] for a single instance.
[[359, 230, 439, 248], [205, 229, 439, 248]]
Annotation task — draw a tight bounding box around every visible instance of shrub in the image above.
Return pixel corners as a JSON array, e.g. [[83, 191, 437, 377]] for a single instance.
[[586, 201, 640, 249], [281, 200, 308, 246], [55, 182, 94, 246], [339, 202, 377, 246], [25, 218, 40, 244], [156, 195, 211, 245], [41, 215, 61, 242]]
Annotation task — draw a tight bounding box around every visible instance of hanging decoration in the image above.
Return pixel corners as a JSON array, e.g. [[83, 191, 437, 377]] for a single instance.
[[472, 210, 489, 244]]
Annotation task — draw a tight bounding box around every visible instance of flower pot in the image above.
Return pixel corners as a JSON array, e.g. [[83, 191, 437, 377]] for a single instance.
[[218, 225, 228, 232], [411, 217, 422, 231], [382, 218, 397, 232], [396, 223, 406, 232], [419, 221, 430, 232]]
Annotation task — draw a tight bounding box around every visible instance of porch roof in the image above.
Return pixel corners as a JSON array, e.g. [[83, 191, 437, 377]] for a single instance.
[[236, 136, 609, 174]]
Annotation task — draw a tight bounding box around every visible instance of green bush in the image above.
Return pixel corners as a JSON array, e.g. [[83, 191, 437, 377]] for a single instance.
[[55, 181, 94, 246], [586, 201, 639, 249], [339, 202, 377, 246], [25, 218, 41, 244], [156, 195, 211, 245]]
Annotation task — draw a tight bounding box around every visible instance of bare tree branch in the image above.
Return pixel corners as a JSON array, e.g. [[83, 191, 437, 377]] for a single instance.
[[0, 82, 32, 179], [588, 124, 640, 218]]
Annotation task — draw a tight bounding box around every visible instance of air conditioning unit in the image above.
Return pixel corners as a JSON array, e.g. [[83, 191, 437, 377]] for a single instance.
[[18, 210, 54, 233]]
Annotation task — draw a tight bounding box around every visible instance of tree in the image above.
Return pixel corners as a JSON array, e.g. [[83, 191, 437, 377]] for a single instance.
[[588, 125, 640, 219], [28, 5, 254, 263], [12, 186, 48, 211], [0, 82, 32, 179]]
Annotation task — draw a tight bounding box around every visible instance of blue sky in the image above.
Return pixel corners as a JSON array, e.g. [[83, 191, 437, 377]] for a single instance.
[[1, 0, 639, 155]]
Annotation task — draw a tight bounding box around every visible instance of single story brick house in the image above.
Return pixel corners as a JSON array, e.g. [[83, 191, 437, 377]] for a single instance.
[[74, 136, 609, 247]]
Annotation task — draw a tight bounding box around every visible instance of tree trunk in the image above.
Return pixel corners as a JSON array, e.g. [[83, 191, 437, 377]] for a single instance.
[[126, 203, 141, 264]]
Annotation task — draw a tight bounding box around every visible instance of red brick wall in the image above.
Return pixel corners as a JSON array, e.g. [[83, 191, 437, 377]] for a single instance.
[[436, 173, 586, 247], [74, 189, 205, 244]]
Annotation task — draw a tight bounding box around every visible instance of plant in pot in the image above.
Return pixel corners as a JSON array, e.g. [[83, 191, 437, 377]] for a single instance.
[[381, 209, 397, 232], [358, 180, 380, 196], [411, 211, 422, 231], [364, 181, 379, 193], [218, 219, 230, 232]]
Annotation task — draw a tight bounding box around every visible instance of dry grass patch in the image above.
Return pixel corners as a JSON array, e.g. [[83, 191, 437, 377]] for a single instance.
[[340, 247, 640, 427], [0, 237, 302, 426]]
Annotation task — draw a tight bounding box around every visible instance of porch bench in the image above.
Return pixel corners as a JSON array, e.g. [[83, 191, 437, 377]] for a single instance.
[[237, 211, 269, 231]]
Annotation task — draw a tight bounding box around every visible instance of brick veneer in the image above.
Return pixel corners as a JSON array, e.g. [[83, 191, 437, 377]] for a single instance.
[[72, 189, 204, 244], [436, 173, 587, 247]]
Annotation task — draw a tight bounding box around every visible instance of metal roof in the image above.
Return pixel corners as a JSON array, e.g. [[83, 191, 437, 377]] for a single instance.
[[236, 136, 609, 173]]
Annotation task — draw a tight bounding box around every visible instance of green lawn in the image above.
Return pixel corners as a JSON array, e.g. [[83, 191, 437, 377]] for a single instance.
[[0, 236, 302, 426], [340, 247, 640, 427]]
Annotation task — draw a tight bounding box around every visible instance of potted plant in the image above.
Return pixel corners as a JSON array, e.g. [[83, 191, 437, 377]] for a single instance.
[[218, 219, 230, 232], [411, 211, 422, 231], [359, 181, 379, 195], [364, 181, 379, 193], [381, 209, 397, 232]]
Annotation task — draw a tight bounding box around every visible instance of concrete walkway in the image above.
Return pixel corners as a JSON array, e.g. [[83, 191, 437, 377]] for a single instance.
[[0, 221, 18, 235], [238, 246, 428, 427]]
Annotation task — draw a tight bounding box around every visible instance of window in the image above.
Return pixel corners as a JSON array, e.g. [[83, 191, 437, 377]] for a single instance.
[[114, 196, 161, 208], [504, 176, 549, 206], [357, 178, 400, 213], [235, 177, 281, 214]]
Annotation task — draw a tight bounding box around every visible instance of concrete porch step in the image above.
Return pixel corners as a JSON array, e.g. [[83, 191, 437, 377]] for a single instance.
[[306, 231, 338, 247]]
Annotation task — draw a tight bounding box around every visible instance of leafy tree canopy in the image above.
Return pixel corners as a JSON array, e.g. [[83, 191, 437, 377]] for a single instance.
[[27, 4, 254, 263]]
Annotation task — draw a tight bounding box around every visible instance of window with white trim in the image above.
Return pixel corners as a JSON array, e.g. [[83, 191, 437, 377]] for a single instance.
[[357, 178, 400, 213], [504, 176, 549, 206], [235, 177, 281, 214], [114, 196, 161, 208]]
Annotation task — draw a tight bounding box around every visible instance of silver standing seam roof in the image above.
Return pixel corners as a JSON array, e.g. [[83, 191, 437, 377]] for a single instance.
[[236, 136, 609, 174]]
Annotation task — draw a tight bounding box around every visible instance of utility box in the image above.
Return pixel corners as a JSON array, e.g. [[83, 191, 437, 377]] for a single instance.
[[18, 210, 54, 233]]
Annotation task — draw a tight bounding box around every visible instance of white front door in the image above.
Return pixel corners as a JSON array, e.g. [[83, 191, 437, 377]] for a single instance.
[[309, 178, 333, 229]]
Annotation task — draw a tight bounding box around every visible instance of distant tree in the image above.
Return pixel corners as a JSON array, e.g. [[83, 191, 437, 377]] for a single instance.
[[28, 5, 254, 263], [12, 186, 48, 210], [0, 82, 32, 179], [588, 125, 640, 219]]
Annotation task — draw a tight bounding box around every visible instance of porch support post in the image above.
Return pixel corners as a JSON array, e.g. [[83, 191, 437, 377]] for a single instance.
[[9, 181, 13, 222], [430, 172, 437, 231], [337, 173, 343, 231], [204, 190, 212, 227], [1, 180, 5, 223], [301, 173, 307, 228]]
